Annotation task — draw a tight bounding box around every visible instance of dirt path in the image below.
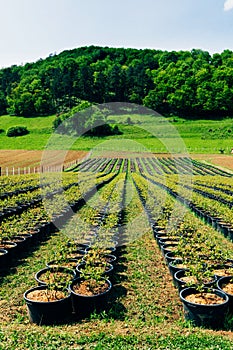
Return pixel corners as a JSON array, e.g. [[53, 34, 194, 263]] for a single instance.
[[0, 150, 88, 168], [192, 154, 233, 172]]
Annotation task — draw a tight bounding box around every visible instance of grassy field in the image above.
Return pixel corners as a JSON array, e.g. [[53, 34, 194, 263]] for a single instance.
[[0, 114, 233, 154], [0, 115, 55, 149]]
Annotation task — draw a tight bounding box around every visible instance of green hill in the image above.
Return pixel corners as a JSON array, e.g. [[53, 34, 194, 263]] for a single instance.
[[0, 46, 233, 118]]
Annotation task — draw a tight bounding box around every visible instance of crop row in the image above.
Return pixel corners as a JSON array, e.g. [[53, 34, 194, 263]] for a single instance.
[[71, 156, 232, 177], [132, 173, 233, 328], [0, 171, 117, 270], [143, 173, 233, 240], [23, 173, 127, 324]]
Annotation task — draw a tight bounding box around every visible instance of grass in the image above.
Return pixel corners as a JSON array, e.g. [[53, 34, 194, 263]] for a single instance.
[[0, 113, 233, 154], [0, 115, 55, 150]]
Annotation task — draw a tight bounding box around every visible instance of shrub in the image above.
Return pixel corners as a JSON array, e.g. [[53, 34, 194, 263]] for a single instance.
[[6, 126, 29, 137]]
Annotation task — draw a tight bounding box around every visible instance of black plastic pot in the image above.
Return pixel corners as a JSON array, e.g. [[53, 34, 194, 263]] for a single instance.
[[35, 266, 76, 286], [24, 285, 72, 325], [104, 254, 117, 265], [69, 277, 112, 318], [19, 233, 33, 250], [161, 243, 178, 257], [168, 259, 187, 279], [0, 241, 17, 262], [174, 270, 190, 291], [76, 243, 91, 251], [0, 248, 8, 268], [155, 233, 168, 244], [38, 222, 51, 239], [52, 213, 66, 229], [174, 270, 216, 292], [164, 251, 183, 265], [158, 238, 179, 250], [220, 223, 231, 238], [11, 235, 27, 252], [179, 287, 229, 329], [27, 228, 40, 244], [211, 216, 221, 230], [152, 225, 164, 234], [154, 231, 167, 242], [217, 276, 233, 312]]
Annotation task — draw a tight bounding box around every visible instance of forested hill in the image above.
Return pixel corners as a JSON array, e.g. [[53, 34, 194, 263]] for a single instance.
[[0, 46, 233, 118]]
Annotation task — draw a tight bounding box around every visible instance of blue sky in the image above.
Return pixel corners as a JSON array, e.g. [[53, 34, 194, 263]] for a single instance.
[[0, 0, 233, 68]]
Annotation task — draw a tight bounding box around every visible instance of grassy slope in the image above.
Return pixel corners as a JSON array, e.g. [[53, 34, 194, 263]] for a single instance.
[[109, 114, 233, 154], [0, 114, 233, 154], [0, 115, 55, 150]]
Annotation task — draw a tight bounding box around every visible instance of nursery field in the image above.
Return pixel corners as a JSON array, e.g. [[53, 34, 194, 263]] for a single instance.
[[1, 156, 233, 349]]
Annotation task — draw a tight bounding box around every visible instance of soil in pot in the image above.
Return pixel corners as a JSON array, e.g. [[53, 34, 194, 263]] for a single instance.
[[174, 270, 216, 292], [104, 254, 117, 264], [220, 281, 233, 296], [68, 251, 86, 261], [82, 252, 117, 265], [185, 292, 225, 305], [0, 241, 17, 261], [161, 243, 178, 257], [27, 289, 68, 302], [212, 266, 233, 279], [72, 279, 110, 296]]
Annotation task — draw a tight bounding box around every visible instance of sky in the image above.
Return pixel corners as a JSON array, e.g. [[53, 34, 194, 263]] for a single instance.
[[0, 0, 233, 68]]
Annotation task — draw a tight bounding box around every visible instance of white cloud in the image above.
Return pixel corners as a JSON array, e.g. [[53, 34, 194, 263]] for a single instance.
[[224, 0, 233, 11]]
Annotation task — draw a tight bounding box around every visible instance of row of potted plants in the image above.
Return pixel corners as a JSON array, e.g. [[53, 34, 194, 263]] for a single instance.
[[143, 172, 233, 240], [0, 171, 96, 222], [23, 172, 127, 325], [72, 156, 229, 176], [133, 172, 233, 329], [0, 171, 118, 271], [180, 180, 233, 209], [0, 173, 40, 194]]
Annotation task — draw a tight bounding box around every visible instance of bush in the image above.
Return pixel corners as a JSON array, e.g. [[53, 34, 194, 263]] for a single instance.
[[6, 126, 29, 137], [86, 124, 122, 137]]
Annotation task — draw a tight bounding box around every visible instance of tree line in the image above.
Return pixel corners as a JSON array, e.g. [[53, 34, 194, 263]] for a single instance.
[[0, 46, 233, 118]]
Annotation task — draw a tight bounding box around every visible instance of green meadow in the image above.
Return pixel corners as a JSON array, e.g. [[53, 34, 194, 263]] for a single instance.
[[0, 113, 233, 154]]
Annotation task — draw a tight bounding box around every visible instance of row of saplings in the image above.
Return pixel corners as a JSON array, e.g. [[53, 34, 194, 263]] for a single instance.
[[153, 215, 233, 330], [24, 234, 117, 325]]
